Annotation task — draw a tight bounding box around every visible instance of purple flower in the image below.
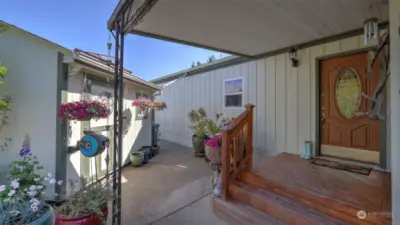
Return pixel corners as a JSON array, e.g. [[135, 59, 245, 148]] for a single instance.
[[19, 146, 31, 157]]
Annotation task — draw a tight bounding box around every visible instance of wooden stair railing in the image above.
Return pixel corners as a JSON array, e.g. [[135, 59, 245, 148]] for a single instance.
[[220, 104, 255, 201]]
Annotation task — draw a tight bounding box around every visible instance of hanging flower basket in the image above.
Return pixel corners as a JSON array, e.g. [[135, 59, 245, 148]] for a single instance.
[[149, 101, 167, 111], [132, 98, 167, 111], [58, 100, 110, 121]]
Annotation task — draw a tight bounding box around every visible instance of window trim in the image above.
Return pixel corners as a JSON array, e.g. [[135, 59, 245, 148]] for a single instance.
[[223, 77, 244, 110]]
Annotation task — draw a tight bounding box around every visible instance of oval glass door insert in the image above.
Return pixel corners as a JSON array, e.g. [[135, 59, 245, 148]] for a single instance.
[[335, 68, 362, 119]]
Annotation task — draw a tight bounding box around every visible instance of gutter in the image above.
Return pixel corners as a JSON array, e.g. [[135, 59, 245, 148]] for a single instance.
[[72, 52, 161, 90], [151, 56, 245, 84]]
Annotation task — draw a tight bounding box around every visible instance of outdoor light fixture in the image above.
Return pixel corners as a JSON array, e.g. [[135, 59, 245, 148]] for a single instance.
[[364, 17, 379, 46], [289, 48, 298, 67]]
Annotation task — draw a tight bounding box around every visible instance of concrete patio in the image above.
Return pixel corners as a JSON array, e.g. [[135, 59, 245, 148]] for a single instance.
[[119, 140, 228, 225]]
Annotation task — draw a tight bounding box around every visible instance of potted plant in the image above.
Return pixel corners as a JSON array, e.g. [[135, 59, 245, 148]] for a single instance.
[[58, 100, 110, 121], [55, 183, 113, 225], [130, 152, 144, 167], [188, 108, 209, 157], [0, 135, 63, 225]]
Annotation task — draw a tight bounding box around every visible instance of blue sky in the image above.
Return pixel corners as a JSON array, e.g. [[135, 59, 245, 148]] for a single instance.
[[1, 0, 227, 80]]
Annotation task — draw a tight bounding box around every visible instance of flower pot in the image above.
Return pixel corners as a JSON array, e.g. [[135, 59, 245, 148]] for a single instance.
[[54, 207, 107, 225], [141, 146, 154, 158], [130, 152, 144, 166], [26, 204, 53, 225], [138, 148, 151, 164], [192, 135, 206, 157]]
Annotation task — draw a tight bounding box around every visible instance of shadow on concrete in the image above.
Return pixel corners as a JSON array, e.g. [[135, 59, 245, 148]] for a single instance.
[[120, 140, 214, 225]]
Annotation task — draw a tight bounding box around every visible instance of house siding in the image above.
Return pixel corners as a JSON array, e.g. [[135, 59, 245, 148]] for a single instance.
[[66, 70, 154, 196], [0, 25, 71, 196], [155, 33, 391, 169]]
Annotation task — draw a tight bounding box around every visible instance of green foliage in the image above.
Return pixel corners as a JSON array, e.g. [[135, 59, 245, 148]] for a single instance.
[[56, 182, 113, 222], [0, 65, 11, 113], [0, 135, 61, 225], [220, 116, 236, 125], [205, 113, 223, 137], [188, 108, 208, 137]]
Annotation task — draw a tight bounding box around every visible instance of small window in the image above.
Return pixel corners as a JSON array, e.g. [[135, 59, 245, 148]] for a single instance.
[[223, 78, 243, 108]]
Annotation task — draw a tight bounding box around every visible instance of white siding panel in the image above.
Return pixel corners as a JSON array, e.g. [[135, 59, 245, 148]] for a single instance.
[[154, 34, 388, 158], [248, 61, 258, 146], [286, 55, 298, 154], [340, 36, 359, 51], [325, 40, 340, 55], [256, 59, 266, 150], [265, 57, 276, 153], [275, 54, 286, 154], [297, 48, 311, 154]]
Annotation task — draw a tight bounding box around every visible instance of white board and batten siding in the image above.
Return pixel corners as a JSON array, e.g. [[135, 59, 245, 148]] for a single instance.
[[155, 34, 391, 163], [66, 71, 154, 196], [0, 24, 72, 196]]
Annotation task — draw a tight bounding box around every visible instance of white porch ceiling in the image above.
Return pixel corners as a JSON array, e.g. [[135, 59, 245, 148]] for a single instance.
[[113, 0, 388, 56]]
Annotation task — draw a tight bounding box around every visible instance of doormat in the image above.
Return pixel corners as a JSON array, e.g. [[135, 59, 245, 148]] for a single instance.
[[310, 158, 372, 176]]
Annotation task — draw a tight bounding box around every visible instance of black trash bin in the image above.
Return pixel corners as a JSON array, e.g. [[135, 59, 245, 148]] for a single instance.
[[152, 123, 160, 146]]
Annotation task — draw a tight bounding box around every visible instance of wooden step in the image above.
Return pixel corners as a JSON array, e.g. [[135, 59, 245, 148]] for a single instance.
[[213, 197, 282, 225], [230, 181, 345, 225], [237, 171, 390, 225]]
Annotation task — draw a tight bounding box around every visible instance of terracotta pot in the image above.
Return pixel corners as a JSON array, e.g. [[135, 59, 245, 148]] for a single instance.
[[55, 207, 107, 225]]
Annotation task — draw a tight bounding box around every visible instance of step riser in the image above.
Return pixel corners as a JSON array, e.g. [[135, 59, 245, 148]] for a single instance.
[[237, 172, 390, 225], [230, 185, 319, 225]]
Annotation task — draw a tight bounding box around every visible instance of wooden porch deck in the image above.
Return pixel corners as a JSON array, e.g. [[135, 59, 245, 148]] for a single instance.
[[214, 153, 391, 225], [213, 106, 391, 224], [253, 153, 391, 215]]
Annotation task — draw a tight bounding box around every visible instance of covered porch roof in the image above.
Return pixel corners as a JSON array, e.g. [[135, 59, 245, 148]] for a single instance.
[[108, 0, 388, 57]]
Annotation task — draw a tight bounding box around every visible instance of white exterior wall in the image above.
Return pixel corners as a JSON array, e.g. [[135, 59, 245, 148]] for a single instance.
[[66, 71, 153, 195], [155, 33, 391, 168], [0, 25, 70, 195]]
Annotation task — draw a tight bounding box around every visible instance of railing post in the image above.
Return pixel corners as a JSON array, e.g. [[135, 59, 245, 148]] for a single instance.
[[220, 126, 232, 201], [245, 104, 255, 170]]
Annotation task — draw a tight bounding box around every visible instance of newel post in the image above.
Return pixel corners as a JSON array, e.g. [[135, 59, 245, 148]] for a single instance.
[[245, 104, 255, 170], [220, 126, 232, 201]]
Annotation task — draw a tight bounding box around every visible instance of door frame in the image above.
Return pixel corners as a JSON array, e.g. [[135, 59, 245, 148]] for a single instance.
[[314, 47, 387, 169]]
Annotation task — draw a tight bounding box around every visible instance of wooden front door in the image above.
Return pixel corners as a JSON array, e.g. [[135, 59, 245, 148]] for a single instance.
[[320, 52, 380, 164]]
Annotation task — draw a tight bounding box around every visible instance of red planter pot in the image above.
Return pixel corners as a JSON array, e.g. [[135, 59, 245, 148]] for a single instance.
[[54, 208, 107, 225]]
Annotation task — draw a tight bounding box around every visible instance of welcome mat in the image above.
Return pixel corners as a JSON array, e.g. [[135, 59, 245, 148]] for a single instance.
[[310, 158, 372, 176]]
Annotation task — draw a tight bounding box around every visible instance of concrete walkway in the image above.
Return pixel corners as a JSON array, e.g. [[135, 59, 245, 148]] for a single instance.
[[120, 140, 228, 225]]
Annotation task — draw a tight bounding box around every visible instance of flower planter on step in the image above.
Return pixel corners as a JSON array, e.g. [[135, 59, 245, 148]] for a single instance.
[[26, 204, 53, 225], [130, 152, 144, 166], [54, 207, 108, 225]]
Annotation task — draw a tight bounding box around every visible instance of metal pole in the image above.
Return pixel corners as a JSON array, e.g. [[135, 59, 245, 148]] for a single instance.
[[112, 16, 120, 225], [117, 12, 125, 225]]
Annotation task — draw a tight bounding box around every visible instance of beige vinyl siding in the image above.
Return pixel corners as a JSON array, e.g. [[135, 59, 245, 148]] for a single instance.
[[155, 34, 390, 166]]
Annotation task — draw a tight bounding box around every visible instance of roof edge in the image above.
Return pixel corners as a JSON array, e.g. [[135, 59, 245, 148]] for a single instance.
[[150, 55, 244, 84], [0, 20, 71, 55]]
